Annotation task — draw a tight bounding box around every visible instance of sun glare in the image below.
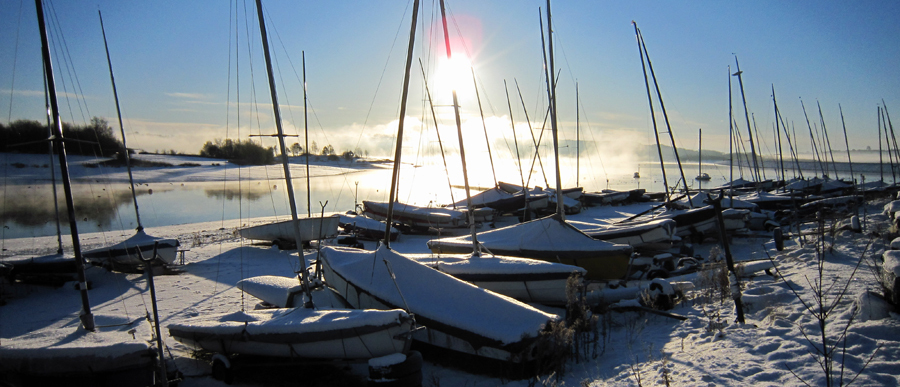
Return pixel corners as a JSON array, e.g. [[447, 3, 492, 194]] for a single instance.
[[433, 55, 475, 98]]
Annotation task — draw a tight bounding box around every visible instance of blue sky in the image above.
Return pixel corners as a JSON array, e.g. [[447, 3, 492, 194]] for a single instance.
[[2, 0, 899, 166]]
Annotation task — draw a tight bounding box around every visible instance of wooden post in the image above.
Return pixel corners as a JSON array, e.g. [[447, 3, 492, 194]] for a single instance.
[[708, 190, 746, 324]]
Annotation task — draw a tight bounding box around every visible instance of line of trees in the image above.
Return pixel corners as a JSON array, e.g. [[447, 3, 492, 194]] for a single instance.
[[0, 117, 123, 157], [199, 138, 275, 165]]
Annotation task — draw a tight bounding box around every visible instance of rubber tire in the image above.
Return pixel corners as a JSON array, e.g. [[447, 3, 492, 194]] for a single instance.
[[773, 227, 784, 251], [211, 358, 234, 385], [646, 269, 669, 280], [369, 351, 422, 380]]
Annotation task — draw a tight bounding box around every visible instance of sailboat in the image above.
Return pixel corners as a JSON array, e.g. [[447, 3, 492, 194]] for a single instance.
[[320, 0, 561, 371], [167, 0, 413, 369], [81, 14, 179, 272], [0, 3, 162, 385]]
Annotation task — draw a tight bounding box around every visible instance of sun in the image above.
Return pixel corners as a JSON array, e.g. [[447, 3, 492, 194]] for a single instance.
[[433, 55, 475, 98]]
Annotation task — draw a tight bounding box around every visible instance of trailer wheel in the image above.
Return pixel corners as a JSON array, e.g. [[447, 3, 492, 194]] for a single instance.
[[773, 227, 784, 251], [211, 356, 234, 385]]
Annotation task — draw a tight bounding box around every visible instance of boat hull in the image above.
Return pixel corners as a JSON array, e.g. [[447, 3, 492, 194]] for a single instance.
[[406, 254, 583, 306], [239, 215, 340, 245], [83, 231, 179, 271], [168, 308, 412, 360]]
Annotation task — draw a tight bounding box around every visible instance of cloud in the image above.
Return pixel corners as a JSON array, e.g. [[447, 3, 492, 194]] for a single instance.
[[165, 92, 211, 100]]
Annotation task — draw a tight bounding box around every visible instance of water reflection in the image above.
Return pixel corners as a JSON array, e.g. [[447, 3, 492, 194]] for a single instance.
[[3, 160, 889, 240], [204, 183, 274, 201]]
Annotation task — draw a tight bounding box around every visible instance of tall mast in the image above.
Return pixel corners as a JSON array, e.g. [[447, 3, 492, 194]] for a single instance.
[[637, 26, 691, 204], [514, 79, 550, 188], [772, 85, 786, 183], [255, 0, 313, 306], [303, 51, 311, 217], [839, 104, 854, 186], [698, 128, 702, 178], [634, 22, 669, 201], [42, 59, 63, 255], [576, 82, 580, 186], [504, 80, 530, 220], [728, 65, 733, 198], [879, 109, 897, 183], [383, 0, 420, 247], [99, 10, 142, 232], [879, 106, 884, 183], [544, 0, 565, 219], [35, 0, 95, 331], [800, 99, 825, 177], [438, 0, 480, 251], [418, 60, 457, 207], [817, 101, 839, 179], [471, 68, 497, 187], [751, 113, 766, 180], [732, 56, 760, 183]]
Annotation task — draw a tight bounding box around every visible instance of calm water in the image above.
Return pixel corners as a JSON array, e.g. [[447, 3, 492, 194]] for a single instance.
[[1, 157, 892, 239]]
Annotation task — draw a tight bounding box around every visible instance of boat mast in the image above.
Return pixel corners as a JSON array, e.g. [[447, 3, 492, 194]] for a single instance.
[[633, 22, 670, 201], [839, 104, 854, 186], [303, 51, 311, 217], [254, 0, 313, 306], [514, 79, 550, 188], [35, 0, 95, 331], [576, 82, 580, 186], [878, 106, 884, 183], [471, 68, 497, 187], [418, 60, 457, 207], [543, 0, 565, 219], [881, 107, 896, 183], [636, 25, 691, 204], [817, 101, 839, 179], [732, 56, 761, 183], [772, 85, 786, 183], [99, 10, 143, 232], [698, 128, 702, 179], [383, 0, 420, 248], [438, 0, 480, 252], [42, 60, 63, 255], [800, 99, 825, 177], [504, 80, 531, 220], [728, 65, 733, 199]]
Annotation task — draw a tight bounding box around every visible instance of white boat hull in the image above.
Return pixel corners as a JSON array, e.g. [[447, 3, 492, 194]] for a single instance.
[[406, 254, 584, 306], [169, 308, 412, 360], [83, 231, 179, 270], [239, 215, 340, 244]]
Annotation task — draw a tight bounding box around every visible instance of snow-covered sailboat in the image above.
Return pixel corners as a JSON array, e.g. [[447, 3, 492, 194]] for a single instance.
[[238, 215, 340, 247], [168, 0, 413, 367]]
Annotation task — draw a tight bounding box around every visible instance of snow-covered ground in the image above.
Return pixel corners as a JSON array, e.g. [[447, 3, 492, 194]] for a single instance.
[[2, 153, 900, 386]]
